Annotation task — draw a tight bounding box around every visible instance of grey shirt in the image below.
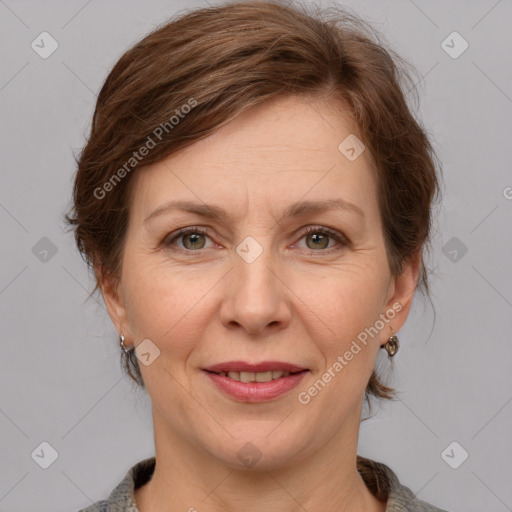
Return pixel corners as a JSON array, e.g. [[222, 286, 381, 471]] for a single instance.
[[78, 456, 450, 511]]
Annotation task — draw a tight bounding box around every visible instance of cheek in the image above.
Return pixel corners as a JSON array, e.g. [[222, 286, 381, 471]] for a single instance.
[[296, 265, 388, 334], [122, 257, 215, 350], [121, 264, 212, 403], [290, 265, 389, 394]]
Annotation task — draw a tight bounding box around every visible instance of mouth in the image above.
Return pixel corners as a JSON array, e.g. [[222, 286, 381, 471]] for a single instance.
[[202, 361, 308, 381], [204, 368, 307, 382], [202, 361, 310, 402]]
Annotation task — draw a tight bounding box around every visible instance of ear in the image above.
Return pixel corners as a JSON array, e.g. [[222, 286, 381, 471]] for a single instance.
[[95, 264, 130, 340], [379, 250, 421, 345]]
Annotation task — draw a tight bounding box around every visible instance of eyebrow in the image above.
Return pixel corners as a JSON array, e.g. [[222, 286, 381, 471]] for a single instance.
[[144, 198, 364, 224]]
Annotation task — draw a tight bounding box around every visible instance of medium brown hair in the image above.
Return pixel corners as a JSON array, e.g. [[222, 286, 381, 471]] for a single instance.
[[65, 0, 442, 403]]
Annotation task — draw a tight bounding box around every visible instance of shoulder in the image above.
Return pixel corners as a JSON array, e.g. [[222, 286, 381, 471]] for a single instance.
[[76, 457, 156, 512], [357, 455, 451, 512], [78, 499, 138, 512], [78, 498, 109, 512], [387, 481, 451, 512]]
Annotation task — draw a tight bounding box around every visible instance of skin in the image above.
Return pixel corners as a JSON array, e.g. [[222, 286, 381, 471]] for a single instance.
[[100, 95, 419, 512]]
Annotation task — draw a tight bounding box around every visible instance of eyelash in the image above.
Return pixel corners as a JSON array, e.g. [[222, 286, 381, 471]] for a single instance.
[[162, 225, 349, 254]]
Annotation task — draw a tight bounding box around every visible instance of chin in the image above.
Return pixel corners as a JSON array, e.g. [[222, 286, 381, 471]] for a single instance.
[[201, 424, 313, 472]]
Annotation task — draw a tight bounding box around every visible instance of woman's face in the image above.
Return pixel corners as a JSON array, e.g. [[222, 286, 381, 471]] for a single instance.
[[102, 95, 418, 470]]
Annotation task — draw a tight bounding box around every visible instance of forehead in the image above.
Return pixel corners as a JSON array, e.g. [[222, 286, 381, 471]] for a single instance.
[[129, 95, 378, 223]]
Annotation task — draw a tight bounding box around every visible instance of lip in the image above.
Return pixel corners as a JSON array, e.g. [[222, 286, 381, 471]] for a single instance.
[[203, 369, 309, 402], [202, 361, 308, 373]]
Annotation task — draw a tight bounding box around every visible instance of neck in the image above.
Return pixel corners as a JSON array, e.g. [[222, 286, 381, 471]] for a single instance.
[[135, 408, 386, 512]]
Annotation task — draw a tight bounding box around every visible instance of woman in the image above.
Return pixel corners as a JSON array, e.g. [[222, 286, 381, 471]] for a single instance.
[[67, 1, 447, 510]]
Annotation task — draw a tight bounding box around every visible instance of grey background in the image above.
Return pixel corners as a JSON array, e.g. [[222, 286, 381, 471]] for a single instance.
[[0, 0, 511, 511]]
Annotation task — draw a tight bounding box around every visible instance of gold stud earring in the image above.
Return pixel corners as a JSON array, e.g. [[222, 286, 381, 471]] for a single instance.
[[382, 333, 399, 357]]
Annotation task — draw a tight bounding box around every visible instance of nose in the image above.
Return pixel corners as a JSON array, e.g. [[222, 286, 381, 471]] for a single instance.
[[219, 240, 292, 337]]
